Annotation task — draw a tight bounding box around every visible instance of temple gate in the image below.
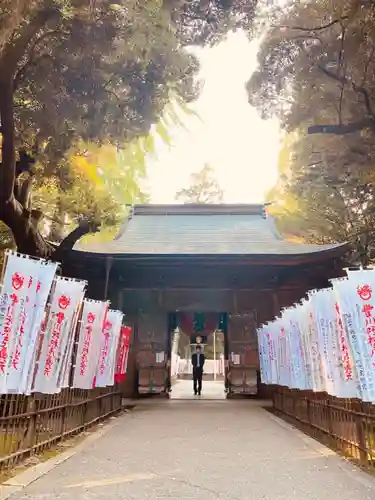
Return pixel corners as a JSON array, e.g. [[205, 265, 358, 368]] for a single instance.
[[63, 203, 347, 398]]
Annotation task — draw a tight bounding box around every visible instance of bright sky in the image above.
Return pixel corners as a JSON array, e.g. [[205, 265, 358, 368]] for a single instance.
[[147, 31, 281, 204]]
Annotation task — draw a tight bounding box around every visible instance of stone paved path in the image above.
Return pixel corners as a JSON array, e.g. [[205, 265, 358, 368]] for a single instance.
[[170, 379, 226, 400], [7, 399, 375, 500]]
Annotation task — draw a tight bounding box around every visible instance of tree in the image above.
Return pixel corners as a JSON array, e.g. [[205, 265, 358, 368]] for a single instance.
[[0, 1, 194, 259], [0, 221, 14, 267], [249, 0, 375, 265], [175, 164, 224, 203], [248, 0, 375, 136], [167, 0, 258, 46], [0, 0, 259, 260], [267, 132, 375, 265], [59, 141, 150, 241], [203, 331, 224, 360]]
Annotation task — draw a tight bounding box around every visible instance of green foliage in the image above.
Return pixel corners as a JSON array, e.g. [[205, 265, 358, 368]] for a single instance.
[[3, 1, 257, 164], [251, 0, 375, 264], [168, 0, 258, 46], [8, 1, 198, 165], [175, 163, 224, 204], [0, 0, 258, 256], [0, 222, 14, 266], [32, 140, 150, 243], [267, 132, 375, 264], [204, 331, 224, 360], [248, 0, 375, 134]]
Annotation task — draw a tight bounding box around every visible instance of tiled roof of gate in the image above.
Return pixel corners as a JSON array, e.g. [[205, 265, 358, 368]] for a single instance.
[[74, 204, 346, 258]]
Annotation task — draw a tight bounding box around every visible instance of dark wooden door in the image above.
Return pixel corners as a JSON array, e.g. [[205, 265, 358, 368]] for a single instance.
[[227, 311, 259, 395], [137, 311, 169, 394]]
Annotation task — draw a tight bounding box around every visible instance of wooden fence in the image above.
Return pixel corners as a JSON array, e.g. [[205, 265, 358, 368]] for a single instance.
[[273, 387, 375, 471], [0, 386, 123, 472]]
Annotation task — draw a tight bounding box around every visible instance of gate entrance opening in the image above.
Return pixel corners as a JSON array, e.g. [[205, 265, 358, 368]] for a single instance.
[[66, 203, 347, 399], [168, 311, 259, 400], [169, 326, 226, 400]]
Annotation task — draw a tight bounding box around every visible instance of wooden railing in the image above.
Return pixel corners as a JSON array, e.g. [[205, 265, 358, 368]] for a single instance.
[[0, 387, 123, 472], [273, 387, 375, 471]]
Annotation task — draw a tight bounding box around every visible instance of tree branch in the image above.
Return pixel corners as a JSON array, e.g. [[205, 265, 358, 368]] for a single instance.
[[275, 17, 348, 32], [309, 61, 375, 136], [361, 47, 375, 86], [13, 29, 64, 89], [318, 64, 375, 119], [0, 2, 61, 78], [51, 219, 100, 260], [18, 174, 35, 210], [337, 25, 346, 125], [308, 118, 375, 135]]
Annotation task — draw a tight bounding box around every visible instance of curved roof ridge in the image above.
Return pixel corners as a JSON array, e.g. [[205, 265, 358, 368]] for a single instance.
[[132, 203, 268, 216]]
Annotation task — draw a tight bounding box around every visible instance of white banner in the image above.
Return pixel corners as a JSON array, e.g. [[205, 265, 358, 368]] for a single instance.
[[332, 273, 375, 402], [288, 307, 309, 390], [60, 293, 85, 389], [257, 326, 268, 384], [309, 289, 338, 395], [296, 301, 313, 391], [300, 299, 324, 392], [269, 322, 279, 385], [276, 316, 290, 388], [95, 309, 123, 387], [331, 291, 358, 399], [282, 310, 297, 389], [8, 260, 58, 394], [0, 252, 58, 394], [33, 277, 86, 394], [72, 299, 108, 389], [22, 261, 59, 395], [256, 267, 375, 403]]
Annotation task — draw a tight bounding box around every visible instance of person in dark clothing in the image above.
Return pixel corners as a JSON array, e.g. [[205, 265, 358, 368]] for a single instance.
[[191, 345, 205, 395]]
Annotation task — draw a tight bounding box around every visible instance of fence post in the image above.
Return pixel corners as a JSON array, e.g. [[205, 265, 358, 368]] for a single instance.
[[60, 405, 66, 438], [82, 392, 88, 427], [306, 396, 311, 426], [327, 398, 333, 437], [292, 389, 297, 418], [355, 401, 367, 465], [24, 396, 37, 449], [98, 392, 103, 419]]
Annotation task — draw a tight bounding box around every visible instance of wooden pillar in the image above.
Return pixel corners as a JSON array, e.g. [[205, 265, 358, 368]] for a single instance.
[[232, 290, 238, 313], [272, 289, 280, 318], [117, 288, 124, 312], [222, 313, 229, 392], [104, 256, 113, 301], [119, 313, 138, 398]]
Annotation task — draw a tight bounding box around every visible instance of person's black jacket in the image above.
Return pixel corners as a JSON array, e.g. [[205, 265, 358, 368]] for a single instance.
[[191, 352, 205, 370]]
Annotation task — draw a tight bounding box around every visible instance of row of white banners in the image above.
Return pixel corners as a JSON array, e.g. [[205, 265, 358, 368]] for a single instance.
[[257, 269, 375, 402], [0, 251, 130, 394]]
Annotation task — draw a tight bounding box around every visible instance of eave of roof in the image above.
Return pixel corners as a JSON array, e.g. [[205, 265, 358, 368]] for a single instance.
[[70, 203, 348, 266], [68, 243, 348, 267]]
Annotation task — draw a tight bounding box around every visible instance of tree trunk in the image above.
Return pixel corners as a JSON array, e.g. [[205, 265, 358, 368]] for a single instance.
[[0, 3, 96, 262], [0, 197, 55, 258], [0, 73, 54, 258]]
